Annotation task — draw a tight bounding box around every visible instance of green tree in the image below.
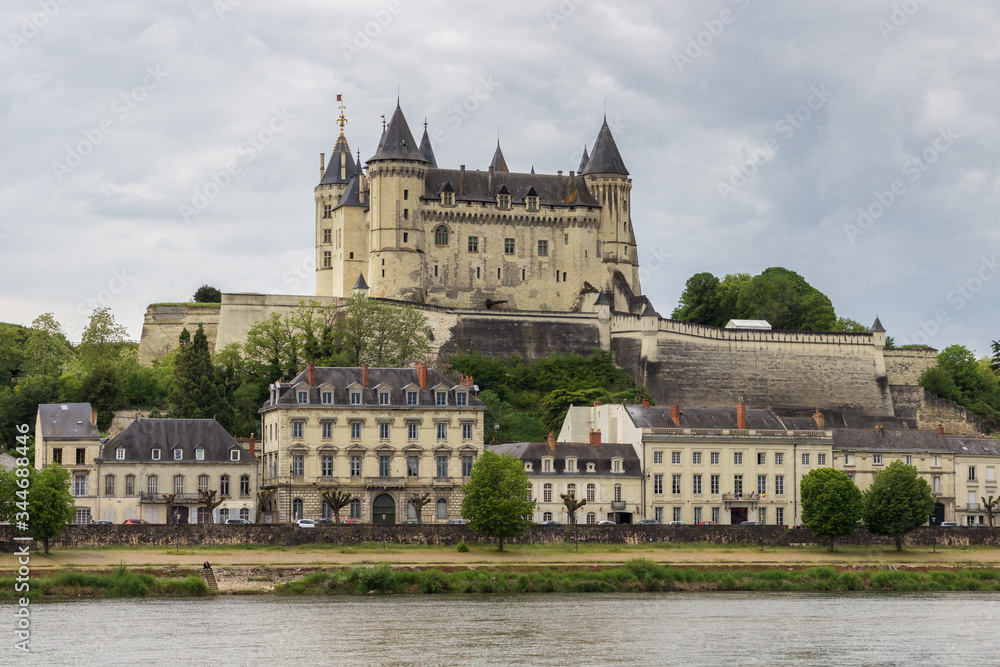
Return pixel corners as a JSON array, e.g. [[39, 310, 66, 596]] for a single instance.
[[833, 317, 869, 334], [77, 308, 129, 372], [461, 450, 536, 551], [736, 267, 836, 331], [171, 325, 231, 423], [671, 272, 723, 326], [193, 285, 222, 303], [81, 364, 125, 432], [540, 388, 608, 434], [321, 487, 354, 524], [800, 468, 863, 552], [0, 467, 17, 523], [717, 272, 751, 324], [23, 313, 74, 377], [560, 492, 587, 525], [27, 464, 78, 555], [862, 460, 935, 552]]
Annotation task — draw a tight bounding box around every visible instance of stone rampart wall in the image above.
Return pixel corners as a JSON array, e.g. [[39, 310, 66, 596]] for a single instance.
[[890, 385, 984, 435], [138, 304, 221, 366], [884, 348, 938, 385]]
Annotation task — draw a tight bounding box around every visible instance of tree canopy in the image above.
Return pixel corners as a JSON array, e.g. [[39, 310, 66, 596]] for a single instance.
[[193, 285, 222, 303], [920, 345, 1000, 430], [862, 460, 935, 551], [461, 450, 536, 551], [800, 468, 863, 551], [27, 464, 78, 554]]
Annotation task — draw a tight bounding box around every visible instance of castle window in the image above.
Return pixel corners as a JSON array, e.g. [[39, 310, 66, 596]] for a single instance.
[[468, 236, 479, 252], [403, 189, 408, 200], [441, 191, 454, 206], [323, 251, 331, 268], [504, 238, 515, 255], [349, 252, 354, 259], [562, 272, 567, 282], [476, 267, 481, 279], [434, 226, 449, 246], [323, 228, 331, 243], [323, 203, 331, 218], [403, 209, 408, 220], [526, 196, 539, 212], [521, 269, 525, 280], [537, 240, 548, 257], [403, 232, 408, 243], [564, 234, 569, 245], [497, 193, 511, 210]]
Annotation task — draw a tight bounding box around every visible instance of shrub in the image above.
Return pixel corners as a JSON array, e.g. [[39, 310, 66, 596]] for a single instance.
[[457, 542, 470, 553], [358, 564, 395, 593]]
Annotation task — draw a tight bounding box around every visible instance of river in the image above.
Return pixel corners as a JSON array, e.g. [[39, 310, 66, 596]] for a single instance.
[[14, 592, 1000, 665]]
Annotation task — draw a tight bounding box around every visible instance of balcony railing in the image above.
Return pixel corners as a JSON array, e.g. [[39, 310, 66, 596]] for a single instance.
[[364, 476, 407, 489], [139, 492, 204, 503], [967, 503, 982, 510], [610, 501, 627, 511]]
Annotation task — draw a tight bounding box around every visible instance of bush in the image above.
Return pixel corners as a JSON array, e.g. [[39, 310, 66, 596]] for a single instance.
[[457, 542, 470, 553], [358, 564, 395, 593]]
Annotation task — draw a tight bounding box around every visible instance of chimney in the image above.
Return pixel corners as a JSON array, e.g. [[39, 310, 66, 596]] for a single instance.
[[812, 409, 824, 429], [557, 170, 563, 176], [569, 170, 575, 179], [547, 431, 556, 451], [90, 409, 97, 427], [937, 425, 945, 435], [642, 399, 650, 408], [361, 364, 369, 388], [736, 401, 746, 430], [460, 375, 474, 387], [593, 400, 601, 407], [320, 152, 325, 180], [307, 362, 316, 387], [589, 429, 601, 447], [670, 405, 680, 426], [417, 362, 427, 390], [248, 433, 255, 458], [459, 165, 466, 195]]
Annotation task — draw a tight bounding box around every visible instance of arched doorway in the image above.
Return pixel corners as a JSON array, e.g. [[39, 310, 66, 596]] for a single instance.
[[373, 494, 395, 525], [931, 502, 945, 525]]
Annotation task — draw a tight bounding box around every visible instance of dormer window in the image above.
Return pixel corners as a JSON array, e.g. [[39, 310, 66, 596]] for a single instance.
[[407, 390, 418, 406], [195, 447, 205, 461], [611, 458, 623, 473], [322, 390, 333, 405], [152, 448, 161, 461], [379, 391, 390, 406], [586, 462, 595, 473], [566, 457, 577, 473], [456, 392, 468, 407], [524, 462, 533, 472], [231, 450, 240, 461], [440, 183, 455, 207], [174, 449, 183, 461], [116, 448, 125, 460], [497, 188, 511, 210], [436, 391, 447, 406], [351, 390, 362, 405], [542, 458, 553, 473], [525, 187, 539, 212], [297, 390, 308, 404]]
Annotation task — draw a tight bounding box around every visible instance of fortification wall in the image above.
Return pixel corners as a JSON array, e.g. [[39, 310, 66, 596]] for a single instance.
[[138, 304, 221, 366], [884, 348, 937, 384], [889, 385, 983, 435]]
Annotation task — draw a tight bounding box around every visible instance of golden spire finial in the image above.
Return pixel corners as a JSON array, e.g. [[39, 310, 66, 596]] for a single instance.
[[336, 93, 347, 136]]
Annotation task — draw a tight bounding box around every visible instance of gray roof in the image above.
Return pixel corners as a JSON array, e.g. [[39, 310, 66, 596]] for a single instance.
[[489, 441, 641, 476], [38, 403, 100, 439], [419, 125, 438, 168], [268, 366, 485, 409], [489, 143, 509, 172], [578, 146, 589, 172], [353, 272, 369, 290], [870, 316, 886, 333], [832, 428, 949, 452], [625, 405, 797, 431], [368, 104, 427, 163], [422, 168, 600, 208], [945, 435, 1000, 457], [320, 133, 356, 185], [594, 291, 611, 307], [333, 160, 366, 211], [581, 118, 628, 176], [101, 419, 249, 463]]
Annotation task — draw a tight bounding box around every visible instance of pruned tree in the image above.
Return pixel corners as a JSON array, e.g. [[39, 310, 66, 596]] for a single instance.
[[407, 492, 431, 523], [256, 488, 276, 523], [198, 489, 226, 524], [321, 487, 354, 524], [983, 494, 999, 527], [560, 492, 587, 525]]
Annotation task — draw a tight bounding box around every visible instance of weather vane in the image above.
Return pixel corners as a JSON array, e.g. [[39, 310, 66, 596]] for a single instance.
[[336, 94, 347, 136]]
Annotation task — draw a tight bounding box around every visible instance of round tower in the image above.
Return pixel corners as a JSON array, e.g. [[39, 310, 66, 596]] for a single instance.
[[314, 97, 357, 296]]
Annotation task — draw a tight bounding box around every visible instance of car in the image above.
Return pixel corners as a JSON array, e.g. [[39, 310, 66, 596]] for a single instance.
[[122, 519, 148, 525], [697, 521, 718, 526], [401, 520, 421, 525], [342, 519, 360, 525], [791, 524, 807, 529], [314, 518, 334, 524], [596, 520, 617, 525], [939, 521, 962, 527], [667, 520, 688, 526], [296, 519, 317, 528], [538, 520, 562, 526], [447, 519, 469, 525], [740, 521, 762, 526], [224, 518, 251, 525], [637, 519, 661, 525], [91, 520, 113, 525]]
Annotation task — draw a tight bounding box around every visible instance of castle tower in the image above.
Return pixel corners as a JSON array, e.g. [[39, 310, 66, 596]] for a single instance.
[[581, 117, 642, 301], [315, 97, 361, 296], [366, 103, 429, 302]]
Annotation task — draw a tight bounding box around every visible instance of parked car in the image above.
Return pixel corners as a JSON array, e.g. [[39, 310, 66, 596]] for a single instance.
[[447, 519, 468, 525], [698, 521, 719, 526], [740, 521, 762, 526], [939, 521, 962, 527], [401, 520, 421, 525], [224, 518, 251, 525], [539, 520, 562, 526], [342, 519, 360, 525], [296, 519, 317, 528], [122, 519, 148, 525], [91, 520, 113, 525], [596, 520, 617, 525], [637, 519, 661, 525], [667, 520, 688, 526], [791, 524, 807, 529]]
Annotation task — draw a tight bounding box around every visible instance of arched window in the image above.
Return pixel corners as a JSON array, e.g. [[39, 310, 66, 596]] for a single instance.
[[239, 475, 251, 496], [349, 498, 361, 519], [292, 498, 304, 521], [407, 502, 418, 520], [586, 484, 596, 502], [566, 483, 576, 498], [543, 483, 553, 503], [437, 498, 447, 520], [434, 225, 449, 246], [543, 511, 553, 522], [614, 484, 622, 502], [586, 512, 596, 525], [147, 475, 158, 496]]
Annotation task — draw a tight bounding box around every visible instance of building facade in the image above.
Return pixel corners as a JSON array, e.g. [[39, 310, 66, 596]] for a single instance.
[[35, 403, 103, 525], [314, 99, 644, 313], [258, 363, 485, 524]]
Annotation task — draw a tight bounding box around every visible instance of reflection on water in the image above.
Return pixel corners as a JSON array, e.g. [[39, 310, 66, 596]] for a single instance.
[[20, 592, 1000, 666]]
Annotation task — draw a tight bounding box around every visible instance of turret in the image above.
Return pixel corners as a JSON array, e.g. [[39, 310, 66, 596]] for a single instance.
[[581, 117, 641, 296], [366, 102, 429, 302], [315, 95, 357, 296]]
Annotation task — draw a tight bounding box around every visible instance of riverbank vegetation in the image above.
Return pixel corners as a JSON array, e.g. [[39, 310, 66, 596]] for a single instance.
[[0, 563, 209, 600], [276, 559, 1000, 596]]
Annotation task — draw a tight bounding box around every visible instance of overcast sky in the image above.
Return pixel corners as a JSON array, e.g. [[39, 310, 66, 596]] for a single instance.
[[2, 0, 999, 356]]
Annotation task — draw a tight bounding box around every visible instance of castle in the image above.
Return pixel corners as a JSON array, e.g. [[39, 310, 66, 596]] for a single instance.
[[314, 100, 644, 313]]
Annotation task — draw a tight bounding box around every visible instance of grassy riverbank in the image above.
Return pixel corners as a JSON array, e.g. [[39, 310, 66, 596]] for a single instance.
[[0, 563, 209, 601], [276, 559, 1000, 595]]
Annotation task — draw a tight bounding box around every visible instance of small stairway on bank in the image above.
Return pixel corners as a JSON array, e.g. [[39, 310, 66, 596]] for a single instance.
[[203, 567, 219, 592]]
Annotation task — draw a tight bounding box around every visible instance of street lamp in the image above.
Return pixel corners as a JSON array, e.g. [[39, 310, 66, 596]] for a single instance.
[[382, 513, 386, 551], [174, 510, 180, 553]]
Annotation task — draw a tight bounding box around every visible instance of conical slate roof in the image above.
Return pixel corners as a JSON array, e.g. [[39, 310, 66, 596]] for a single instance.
[[870, 316, 886, 333], [578, 146, 590, 172], [489, 142, 509, 172], [581, 118, 628, 175], [419, 124, 438, 168], [320, 133, 356, 185], [353, 273, 369, 290], [368, 103, 427, 163], [334, 159, 366, 211]]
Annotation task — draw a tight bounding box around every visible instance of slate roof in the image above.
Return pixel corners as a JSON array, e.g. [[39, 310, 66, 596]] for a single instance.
[[625, 405, 797, 431], [578, 146, 589, 172], [423, 169, 600, 208], [870, 316, 886, 333], [580, 118, 628, 175], [267, 366, 484, 409], [368, 104, 427, 163], [100, 419, 249, 463], [489, 143, 509, 172], [38, 403, 100, 440], [333, 162, 366, 211], [831, 428, 950, 452], [489, 441, 642, 476], [320, 133, 356, 185], [945, 435, 1000, 457], [419, 125, 438, 167], [353, 273, 369, 290]]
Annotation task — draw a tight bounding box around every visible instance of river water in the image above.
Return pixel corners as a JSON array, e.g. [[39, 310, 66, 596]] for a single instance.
[[13, 592, 1000, 665]]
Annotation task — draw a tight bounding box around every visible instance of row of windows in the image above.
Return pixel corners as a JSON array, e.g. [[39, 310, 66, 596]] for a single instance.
[[437, 190, 540, 212], [526, 458, 624, 474], [651, 473, 787, 496], [290, 497, 453, 521], [294, 388, 469, 407], [534, 483, 620, 503], [50, 447, 88, 465], [288, 421, 474, 441], [967, 465, 998, 482], [649, 506, 787, 525], [433, 227, 565, 257], [652, 451, 825, 467], [282, 454, 476, 479], [74, 473, 251, 497]]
